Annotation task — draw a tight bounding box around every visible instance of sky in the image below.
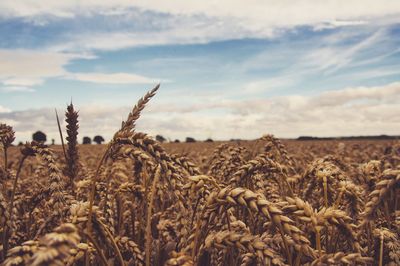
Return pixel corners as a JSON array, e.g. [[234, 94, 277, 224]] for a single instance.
[[0, 1, 400, 143]]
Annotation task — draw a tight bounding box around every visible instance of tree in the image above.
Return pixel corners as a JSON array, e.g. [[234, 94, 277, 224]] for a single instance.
[[82, 136, 91, 144], [186, 137, 196, 143], [156, 135, 166, 143], [205, 138, 213, 142], [173, 139, 180, 143], [93, 135, 105, 144], [51, 139, 55, 145], [32, 131, 46, 143]]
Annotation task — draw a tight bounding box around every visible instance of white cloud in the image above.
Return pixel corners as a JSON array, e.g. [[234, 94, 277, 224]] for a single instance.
[[0, 86, 35, 92], [235, 26, 398, 93], [1, 1, 400, 52], [0, 49, 162, 90], [50, 18, 275, 52], [313, 20, 368, 31], [303, 29, 388, 74], [235, 25, 398, 94], [1, 81, 399, 142], [2, 77, 43, 87], [1, 1, 400, 27], [137, 81, 400, 138], [0, 49, 77, 91], [243, 78, 295, 93], [0, 49, 73, 78], [67, 72, 157, 84], [313, 82, 400, 107], [0, 105, 11, 113], [341, 67, 400, 81], [130, 1, 400, 28]]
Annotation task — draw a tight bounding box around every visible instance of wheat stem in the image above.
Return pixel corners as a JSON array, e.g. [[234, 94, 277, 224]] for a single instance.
[[379, 232, 384, 266], [3, 147, 7, 171], [3, 154, 28, 258], [55, 109, 67, 161], [145, 165, 161, 266]]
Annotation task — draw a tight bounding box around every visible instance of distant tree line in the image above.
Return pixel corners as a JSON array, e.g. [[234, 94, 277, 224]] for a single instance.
[[297, 135, 400, 141], [82, 135, 104, 144], [29, 131, 400, 145], [156, 136, 212, 143], [156, 135, 215, 143], [32, 131, 211, 145], [31, 131, 106, 145]]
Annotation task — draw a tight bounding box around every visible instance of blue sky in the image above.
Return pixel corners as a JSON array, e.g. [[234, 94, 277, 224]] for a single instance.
[[1, 1, 400, 142]]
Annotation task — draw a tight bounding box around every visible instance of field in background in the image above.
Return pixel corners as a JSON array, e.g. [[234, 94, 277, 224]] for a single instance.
[[7, 138, 397, 171], [0, 86, 399, 266]]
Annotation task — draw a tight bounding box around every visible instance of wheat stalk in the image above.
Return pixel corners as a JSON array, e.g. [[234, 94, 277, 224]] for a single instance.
[[0, 123, 15, 172], [65, 102, 79, 190]]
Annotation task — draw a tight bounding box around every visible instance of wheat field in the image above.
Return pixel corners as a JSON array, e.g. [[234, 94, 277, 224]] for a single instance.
[[0, 85, 399, 266]]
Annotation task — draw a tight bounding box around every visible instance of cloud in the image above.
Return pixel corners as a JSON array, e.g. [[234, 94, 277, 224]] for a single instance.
[[0, 49, 74, 78], [242, 77, 297, 93], [313, 20, 368, 31], [1, 1, 400, 28], [0, 105, 11, 113], [313, 82, 400, 107], [49, 17, 275, 52], [234, 25, 399, 95], [2, 77, 44, 87], [66, 72, 158, 84], [303, 29, 388, 74], [0, 49, 163, 91], [0, 49, 78, 91], [1, 1, 399, 53], [0, 86, 35, 92], [1, 81, 399, 142], [135, 81, 400, 138]]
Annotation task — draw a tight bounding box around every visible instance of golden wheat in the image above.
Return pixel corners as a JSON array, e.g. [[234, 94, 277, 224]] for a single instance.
[[0, 85, 398, 265]]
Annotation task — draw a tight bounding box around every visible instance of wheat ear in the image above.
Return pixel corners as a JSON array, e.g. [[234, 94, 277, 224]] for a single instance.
[[86, 84, 159, 257], [65, 102, 79, 190]]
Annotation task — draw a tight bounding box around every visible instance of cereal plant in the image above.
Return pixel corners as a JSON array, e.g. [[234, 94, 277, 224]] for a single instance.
[[0, 85, 399, 265]]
